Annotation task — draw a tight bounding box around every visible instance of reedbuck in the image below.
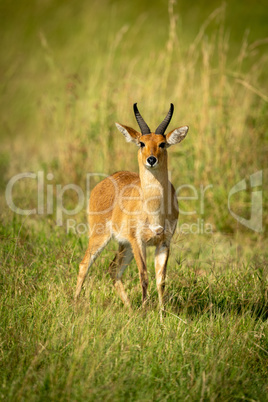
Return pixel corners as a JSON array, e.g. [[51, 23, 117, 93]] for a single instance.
[[75, 104, 188, 312]]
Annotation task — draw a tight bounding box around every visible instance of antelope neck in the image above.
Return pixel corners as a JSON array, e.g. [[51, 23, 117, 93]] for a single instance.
[[139, 159, 169, 226]]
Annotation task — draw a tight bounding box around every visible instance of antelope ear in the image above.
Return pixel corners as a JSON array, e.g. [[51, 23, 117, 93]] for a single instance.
[[115, 123, 141, 145], [166, 126, 189, 146]]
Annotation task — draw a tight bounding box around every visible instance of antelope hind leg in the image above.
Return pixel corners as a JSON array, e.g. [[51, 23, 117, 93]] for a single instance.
[[75, 234, 110, 300], [109, 243, 133, 309]]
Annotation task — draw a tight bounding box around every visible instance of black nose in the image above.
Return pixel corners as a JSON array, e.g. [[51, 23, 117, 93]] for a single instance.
[[147, 156, 157, 166]]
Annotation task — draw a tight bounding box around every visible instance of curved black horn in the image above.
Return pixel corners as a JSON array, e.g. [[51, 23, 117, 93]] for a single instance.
[[155, 103, 174, 135], [133, 103, 151, 135]]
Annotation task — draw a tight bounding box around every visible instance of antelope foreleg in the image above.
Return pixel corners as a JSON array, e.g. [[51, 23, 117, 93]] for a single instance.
[[130, 240, 148, 305], [155, 243, 169, 312]]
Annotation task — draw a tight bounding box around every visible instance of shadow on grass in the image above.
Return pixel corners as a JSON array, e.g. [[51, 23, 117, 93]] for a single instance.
[[166, 285, 268, 320], [164, 260, 268, 320]]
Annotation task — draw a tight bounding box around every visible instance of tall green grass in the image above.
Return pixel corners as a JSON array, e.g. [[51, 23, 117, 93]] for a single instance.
[[0, 218, 267, 400], [0, 0, 268, 400], [1, 0, 267, 232]]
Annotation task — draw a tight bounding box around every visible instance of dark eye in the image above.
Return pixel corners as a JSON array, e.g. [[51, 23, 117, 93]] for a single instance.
[[159, 142, 166, 148], [140, 142, 145, 148]]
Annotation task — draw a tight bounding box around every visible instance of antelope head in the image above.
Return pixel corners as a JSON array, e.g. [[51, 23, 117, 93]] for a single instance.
[[116, 103, 189, 170]]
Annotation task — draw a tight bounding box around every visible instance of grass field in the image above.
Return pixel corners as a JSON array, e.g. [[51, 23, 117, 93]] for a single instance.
[[1, 0, 268, 400]]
